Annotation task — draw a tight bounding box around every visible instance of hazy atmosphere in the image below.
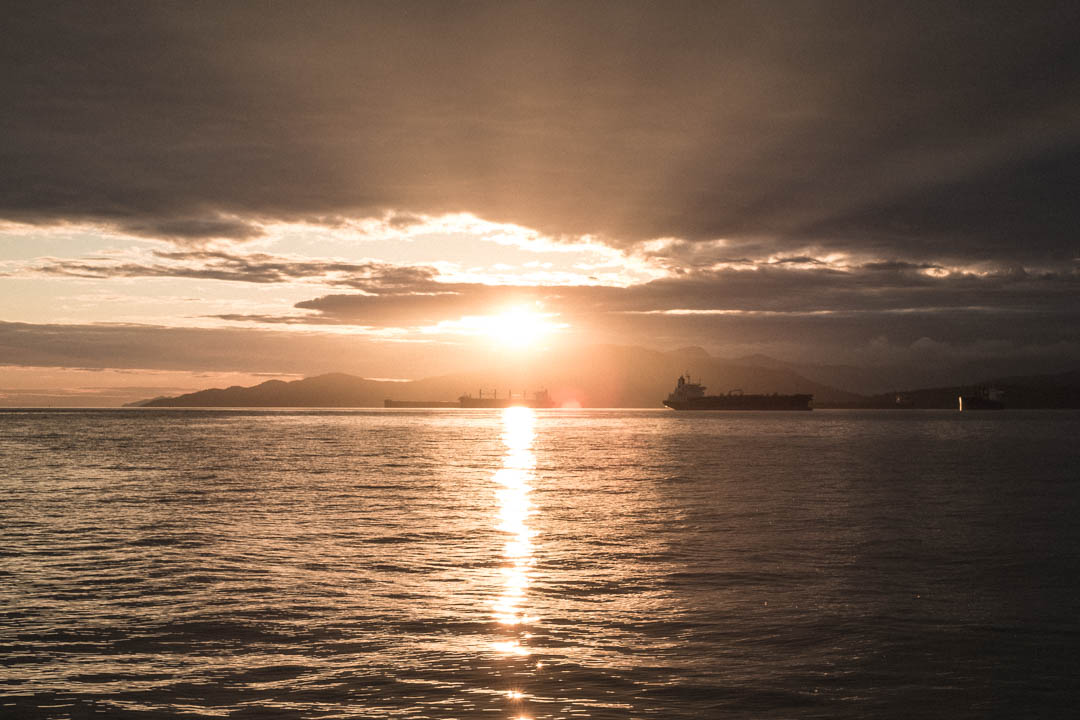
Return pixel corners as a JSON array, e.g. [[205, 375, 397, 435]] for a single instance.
[[3, 0, 1078, 404]]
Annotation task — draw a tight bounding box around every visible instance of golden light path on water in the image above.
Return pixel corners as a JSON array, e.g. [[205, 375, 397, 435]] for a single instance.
[[492, 406, 539, 717]]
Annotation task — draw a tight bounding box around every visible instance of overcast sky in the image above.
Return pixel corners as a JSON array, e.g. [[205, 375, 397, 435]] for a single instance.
[[2, 1, 1078, 402]]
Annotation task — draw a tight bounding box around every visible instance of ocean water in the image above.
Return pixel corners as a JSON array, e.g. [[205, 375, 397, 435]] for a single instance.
[[1, 408, 1079, 719]]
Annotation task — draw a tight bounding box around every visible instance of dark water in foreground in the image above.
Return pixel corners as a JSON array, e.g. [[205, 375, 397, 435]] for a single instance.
[[2, 408, 1079, 719]]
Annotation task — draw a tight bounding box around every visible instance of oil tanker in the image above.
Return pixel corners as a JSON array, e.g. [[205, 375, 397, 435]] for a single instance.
[[663, 375, 812, 411]]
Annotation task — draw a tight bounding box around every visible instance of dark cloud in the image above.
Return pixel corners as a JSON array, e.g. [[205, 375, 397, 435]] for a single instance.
[[860, 261, 941, 272], [3, 1, 1079, 266], [211, 314, 345, 326], [283, 265, 1080, 325], [291, 284, 543, 326], [769, 256, 826, 266], [29, 249, 440, 291], [119, 216, 265, 243]]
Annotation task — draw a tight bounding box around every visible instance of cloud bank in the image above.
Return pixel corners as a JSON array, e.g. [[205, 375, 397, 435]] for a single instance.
[[3, 1, 1078, 267]]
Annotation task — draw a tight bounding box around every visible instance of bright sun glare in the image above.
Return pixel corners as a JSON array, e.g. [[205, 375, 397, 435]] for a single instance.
[[475, 307, 560, 349]]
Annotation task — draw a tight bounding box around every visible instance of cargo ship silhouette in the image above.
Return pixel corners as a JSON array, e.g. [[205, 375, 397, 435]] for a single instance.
[[663, 375, 812, 411], [384, 389, 555, 409], [458, 388, 555, 409]]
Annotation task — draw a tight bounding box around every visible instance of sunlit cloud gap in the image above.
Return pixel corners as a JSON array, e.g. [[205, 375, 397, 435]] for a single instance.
[[2, 216, 667, 291]]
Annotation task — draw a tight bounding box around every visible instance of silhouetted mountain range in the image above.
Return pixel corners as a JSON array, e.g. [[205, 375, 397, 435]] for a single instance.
[[134, 373, 387, 407], [137, 345, 854, 407], [760, 355, 1080, 397], [133, 345, 1080, 408], [836, 370, 1080, 409]]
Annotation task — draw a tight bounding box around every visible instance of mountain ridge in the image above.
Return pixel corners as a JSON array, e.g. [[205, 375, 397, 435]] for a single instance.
[[833, 369, 1080, 409], [139, 345, 857, 407]]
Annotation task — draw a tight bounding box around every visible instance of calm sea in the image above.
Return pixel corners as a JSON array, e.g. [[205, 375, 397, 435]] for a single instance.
[[2, 408, 1079, 719]]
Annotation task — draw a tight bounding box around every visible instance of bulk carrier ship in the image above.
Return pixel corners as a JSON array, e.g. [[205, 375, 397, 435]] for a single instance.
[[384, 389, 555, 409], [458, 388, 555, 409], [663, 375, 812, 411]]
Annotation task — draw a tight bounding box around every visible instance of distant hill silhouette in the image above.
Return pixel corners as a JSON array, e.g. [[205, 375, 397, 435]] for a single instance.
[[140, 345, 858, 407], [734, 353, 1080, 396], [123, 396, 169, 407], [733, 354, 895, 395], [141, 373, 391, 407], [824, 370, 1080, 409]]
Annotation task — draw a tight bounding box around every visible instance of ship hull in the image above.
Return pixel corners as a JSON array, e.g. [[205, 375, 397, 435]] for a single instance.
[[459, 398, 556, 409], [384, 398, 556, 408], [664, 394, 812, 411]]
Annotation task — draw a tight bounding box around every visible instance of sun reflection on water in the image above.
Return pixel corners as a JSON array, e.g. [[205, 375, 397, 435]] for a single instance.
[[492, 406, 538, 634]]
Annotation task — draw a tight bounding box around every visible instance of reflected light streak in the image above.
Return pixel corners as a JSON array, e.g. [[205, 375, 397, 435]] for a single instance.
[[492, 407, 538, 636]]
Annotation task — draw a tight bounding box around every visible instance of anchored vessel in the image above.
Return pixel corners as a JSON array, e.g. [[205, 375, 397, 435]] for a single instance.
[[663, 375, 812, 411], [458, 389, 555, 409], [385, 389, 555, 409]]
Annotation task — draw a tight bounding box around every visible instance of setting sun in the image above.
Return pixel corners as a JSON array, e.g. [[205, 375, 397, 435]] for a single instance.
[[456, 307, 563, 349], [493, 308, 551, 348], [426, 305, 565, 349]]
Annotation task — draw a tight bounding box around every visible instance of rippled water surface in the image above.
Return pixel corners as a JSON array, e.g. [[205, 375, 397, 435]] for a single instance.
[[2, 408, 1079, 719]]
